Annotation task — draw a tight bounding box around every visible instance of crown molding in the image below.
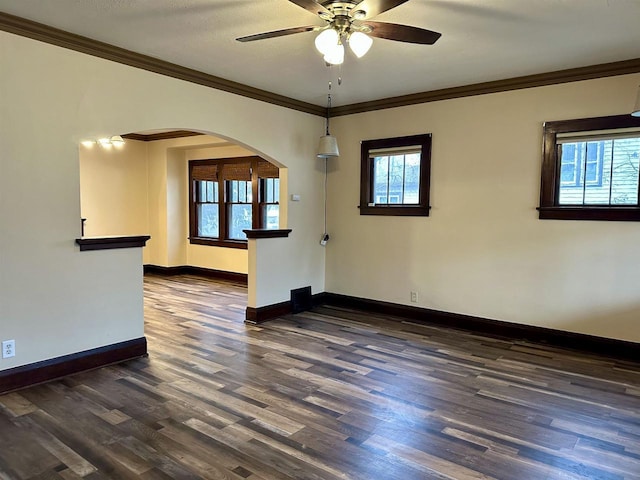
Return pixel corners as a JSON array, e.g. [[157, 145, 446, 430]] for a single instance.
[[2, 12, 639, 119], [330, 58, 640, 117], [122, 130, 204, 142], [0, 11, 326, 117]]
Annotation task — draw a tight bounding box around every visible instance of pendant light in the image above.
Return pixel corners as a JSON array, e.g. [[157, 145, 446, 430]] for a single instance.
[[317, 84, 339, 158]]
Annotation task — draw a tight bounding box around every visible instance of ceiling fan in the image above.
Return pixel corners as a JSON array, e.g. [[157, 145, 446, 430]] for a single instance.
[[236, 0, 441, 65]]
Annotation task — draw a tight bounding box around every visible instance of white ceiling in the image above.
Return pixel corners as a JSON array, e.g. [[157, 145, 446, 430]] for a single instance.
[[1, 0, 639, 107]]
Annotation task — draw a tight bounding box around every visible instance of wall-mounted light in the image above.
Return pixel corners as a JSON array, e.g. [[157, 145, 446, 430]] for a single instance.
[[110, 135, 125, 147], [98, 138, 112, 149], [81, 135, 126, 148]]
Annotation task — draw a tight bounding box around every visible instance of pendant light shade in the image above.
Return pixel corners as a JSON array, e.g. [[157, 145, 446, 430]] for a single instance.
[[632, 85, 640, 117], [317, 87, 339, 158], [317, 135, 340, 158]]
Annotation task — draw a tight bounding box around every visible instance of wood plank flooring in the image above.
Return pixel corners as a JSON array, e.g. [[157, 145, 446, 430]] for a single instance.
[[1, 274, 640, 479]]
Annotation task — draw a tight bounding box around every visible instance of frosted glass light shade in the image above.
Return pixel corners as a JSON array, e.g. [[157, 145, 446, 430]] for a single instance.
[[315, 29, 339, 55], [110, 135, 125, 147], [632, 85, 640, 117], [349, 31, 373, 58], [317, 135, 340, 158], [323, 43, 345, 65], [98, 138, 112, 148]]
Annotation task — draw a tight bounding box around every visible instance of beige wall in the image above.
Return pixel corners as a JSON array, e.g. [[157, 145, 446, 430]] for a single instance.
[[79, 140, 149, 238], [327, 73, 640, 343], [0, 32, 326, 371]]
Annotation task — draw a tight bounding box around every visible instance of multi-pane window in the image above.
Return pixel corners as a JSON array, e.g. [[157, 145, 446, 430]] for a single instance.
[[189, 157, 279, 247], [360, 134, 431, 216], [539, 114, 640, 221]]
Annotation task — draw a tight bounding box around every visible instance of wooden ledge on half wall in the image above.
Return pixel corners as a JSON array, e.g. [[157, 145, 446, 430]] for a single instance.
[[243, 229, 292, 239], [75, 235, 151, 251]]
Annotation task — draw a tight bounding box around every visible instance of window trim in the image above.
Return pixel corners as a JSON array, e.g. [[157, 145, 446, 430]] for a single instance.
[[538, 114, 640, 221], [359, 133, 432, 216], [189, 156, 278, 248]]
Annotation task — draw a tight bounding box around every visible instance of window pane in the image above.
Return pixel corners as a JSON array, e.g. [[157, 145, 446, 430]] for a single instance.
[[583, 141, 606, 204], [559, 142, 584, 205], [230, 181, 238, 202], [610, 138, 640, 205], [229, 204, 252, 240], [197, 204, 219, 237], [373, 156, 389, 203], [197, 181, 207, 202], [403, 153, 421, 204], [246, 181, 253, 203], [274, 178, 280, 202], [388, 155, 405, 204], [264, 204, 279, 229], [266, 178, 274, 203]]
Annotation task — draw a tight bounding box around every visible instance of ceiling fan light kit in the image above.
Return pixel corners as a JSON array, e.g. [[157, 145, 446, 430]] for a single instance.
[[237, 0, 441, 66]]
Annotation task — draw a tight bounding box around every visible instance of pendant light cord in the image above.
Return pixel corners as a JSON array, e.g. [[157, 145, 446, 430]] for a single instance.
[[326, 82, 332, 136], [324, 157, 328, 234]]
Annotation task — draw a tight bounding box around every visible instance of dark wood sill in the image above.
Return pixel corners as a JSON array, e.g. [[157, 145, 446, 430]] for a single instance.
[[189, 237, 248, 249], [537, 206, 640, 221], [243, 229, 292, 239], [75, 235, 151, 251], [359, 205, 431, 216]]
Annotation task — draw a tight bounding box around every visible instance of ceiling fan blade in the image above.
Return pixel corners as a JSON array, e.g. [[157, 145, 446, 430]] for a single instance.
[[288, 0, 332, 17], [352, 0, 410, 19], [236, 26, 317, 42], [362, 21, 441, 44]]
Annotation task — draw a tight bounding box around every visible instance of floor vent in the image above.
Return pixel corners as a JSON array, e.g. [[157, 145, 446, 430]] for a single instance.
[[291, 286, 312, 314]]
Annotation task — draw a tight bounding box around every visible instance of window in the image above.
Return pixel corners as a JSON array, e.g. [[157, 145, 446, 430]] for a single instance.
[[360, 134, 432, 216], [189, 157, 279, 247], [539, 114, 640, 221]]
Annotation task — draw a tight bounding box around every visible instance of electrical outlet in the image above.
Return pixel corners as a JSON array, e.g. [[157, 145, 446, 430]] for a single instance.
[[410, 291, 418, 303], [2, 340, 15, 359]]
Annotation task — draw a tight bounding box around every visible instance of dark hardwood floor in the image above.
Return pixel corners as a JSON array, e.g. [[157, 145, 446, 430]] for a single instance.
[[1, 274, 640, 479]]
